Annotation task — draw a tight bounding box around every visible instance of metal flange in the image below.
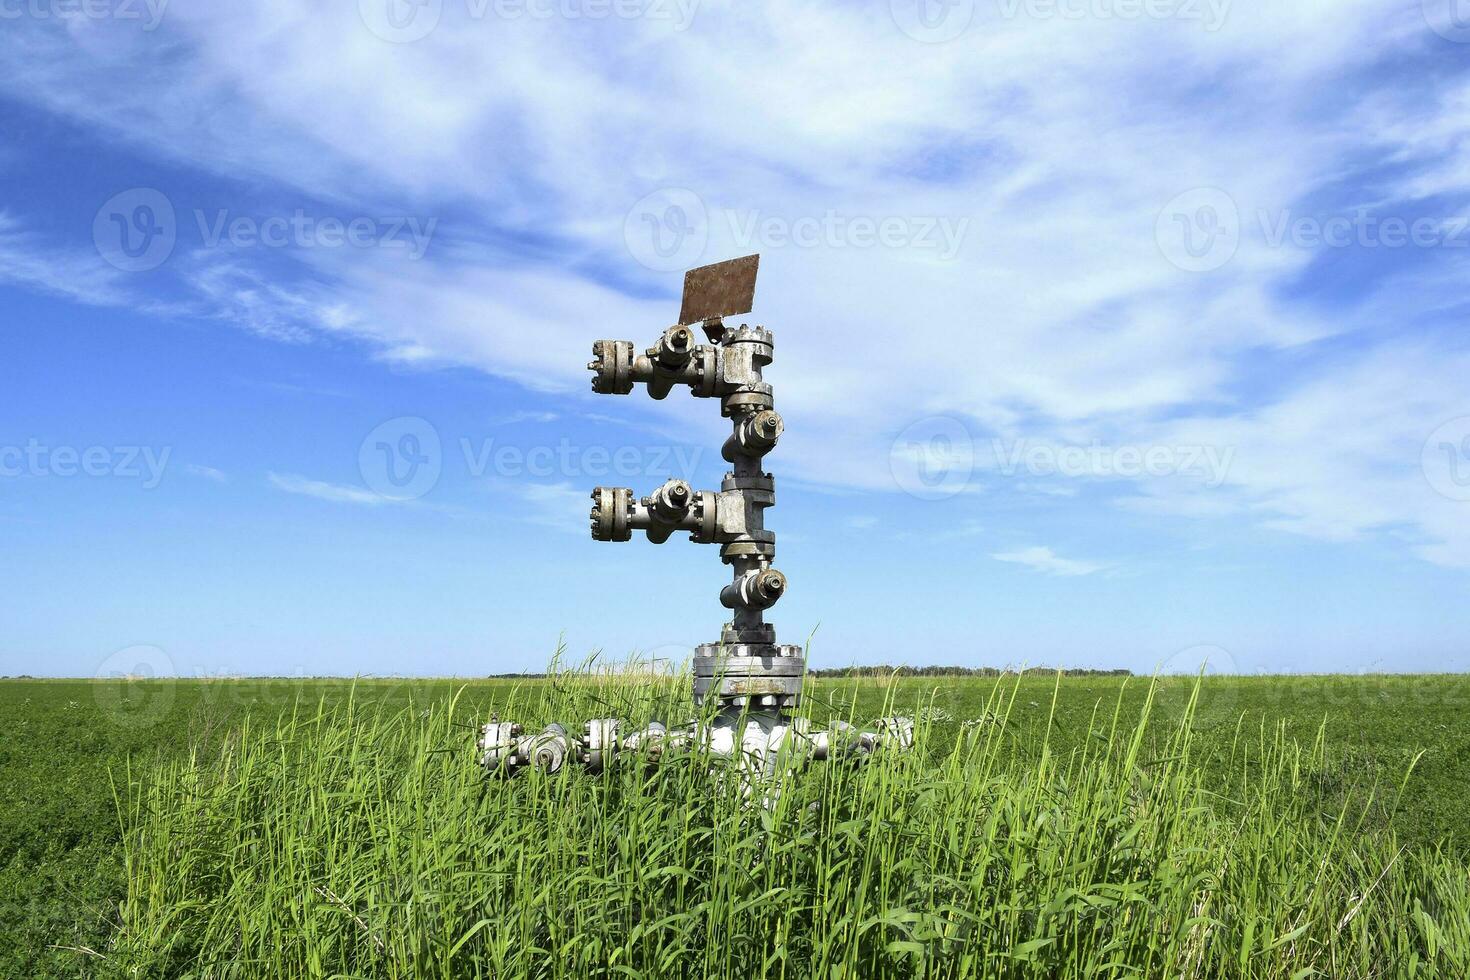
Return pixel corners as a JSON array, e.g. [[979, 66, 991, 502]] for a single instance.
[[693, 643, 806, 707]]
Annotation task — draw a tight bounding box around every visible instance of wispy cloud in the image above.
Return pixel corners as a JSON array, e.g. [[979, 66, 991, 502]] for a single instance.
[[991, 546, 1106, 577], [1, 3, 1467, 574], [0, 212, 129, 307], [954, 519, 985, 538], [267, 472, 386, 506], [496, 480, 589, 529], [185, 464, 228, 483], [492, 410, 559, 425]]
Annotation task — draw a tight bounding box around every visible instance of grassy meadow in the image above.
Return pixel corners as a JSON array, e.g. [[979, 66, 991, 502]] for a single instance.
[[2, 669, 1469, 977]]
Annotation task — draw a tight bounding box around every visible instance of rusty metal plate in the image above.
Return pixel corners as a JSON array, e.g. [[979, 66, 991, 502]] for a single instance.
[[678, 253, 759, 326]]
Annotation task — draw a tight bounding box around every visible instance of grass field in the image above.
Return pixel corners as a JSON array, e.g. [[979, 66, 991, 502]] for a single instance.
[[3, 669, 1469, 977]]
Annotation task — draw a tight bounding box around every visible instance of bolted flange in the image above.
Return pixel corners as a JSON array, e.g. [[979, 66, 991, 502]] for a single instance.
[[589, 340, 635, 395], [693, 643, 806, 709]]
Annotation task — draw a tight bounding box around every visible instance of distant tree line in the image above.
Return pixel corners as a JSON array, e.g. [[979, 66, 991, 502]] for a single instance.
[[476, 666, 1133, 679], [807, 666, 1133, 678]]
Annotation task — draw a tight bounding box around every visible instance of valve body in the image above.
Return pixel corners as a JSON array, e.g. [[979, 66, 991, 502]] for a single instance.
[[480, 255, 913, 788], [588, 313, 799, 710]]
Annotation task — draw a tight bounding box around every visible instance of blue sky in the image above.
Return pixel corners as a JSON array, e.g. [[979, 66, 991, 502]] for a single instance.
[[2, 0, 1469, 678]]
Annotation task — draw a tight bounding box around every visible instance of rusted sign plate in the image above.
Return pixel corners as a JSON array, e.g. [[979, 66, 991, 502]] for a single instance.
[[678, 253, 759, 326]]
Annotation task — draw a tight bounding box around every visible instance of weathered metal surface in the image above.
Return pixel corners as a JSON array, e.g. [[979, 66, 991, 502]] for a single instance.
[[480, 711, 915, 785], [587, 253, 801, 710], [480, 252, 913, 785], [678, 253, 759, 327]]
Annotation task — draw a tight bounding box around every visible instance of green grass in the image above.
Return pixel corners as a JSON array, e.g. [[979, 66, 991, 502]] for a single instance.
[[3, 671, 1470, 977]]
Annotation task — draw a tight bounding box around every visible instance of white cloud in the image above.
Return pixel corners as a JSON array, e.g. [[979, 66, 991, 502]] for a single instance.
[[185, 464, 228, 483], [1119, 343, 1470, 567], [493, 410, 559, 425], [1, 2, 1468, 571], [267, 472, 386, 506], [991, 546, 1106, 577], [0, 212, 129, 307], [955, 519, 985, 538], [486, 479, 590, 529]]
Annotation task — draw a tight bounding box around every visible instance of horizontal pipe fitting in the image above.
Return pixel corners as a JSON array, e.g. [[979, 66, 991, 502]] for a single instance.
[[651, 324, 695, 369], [526, 723, 572, 773], [592, 482, 713, 544], [642, 478, 696, 543], [480, 711, 916, 776], [649, 478, 693, 523], [723, 409, 783, 461], [720, 567, 786, 610]]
